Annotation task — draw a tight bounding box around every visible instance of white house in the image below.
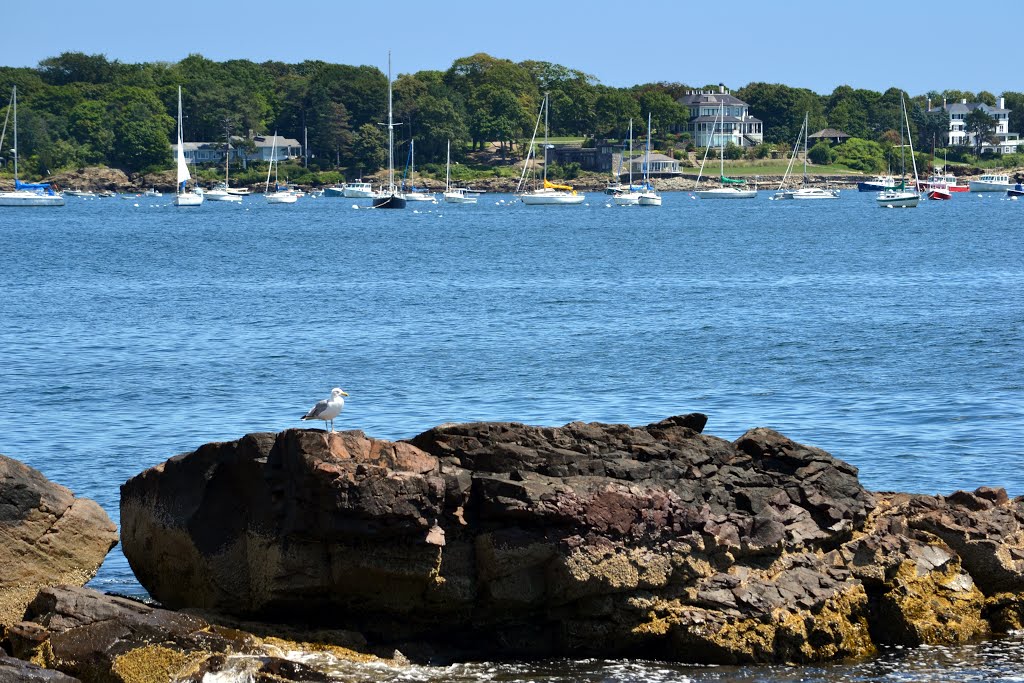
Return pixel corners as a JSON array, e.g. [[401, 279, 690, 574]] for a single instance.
[[928, 97, 1021, 154], [172, 135, 302, 165], [677, 87, 764, 149], [628, 152, 681, 176]]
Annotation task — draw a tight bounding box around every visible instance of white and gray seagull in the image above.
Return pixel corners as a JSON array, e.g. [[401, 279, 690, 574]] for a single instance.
[[301, 388, 349, 433]]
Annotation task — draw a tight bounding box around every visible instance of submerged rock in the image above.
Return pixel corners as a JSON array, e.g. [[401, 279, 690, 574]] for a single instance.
[[0, 454, 118, 629], [119, 416, 1024, 663]]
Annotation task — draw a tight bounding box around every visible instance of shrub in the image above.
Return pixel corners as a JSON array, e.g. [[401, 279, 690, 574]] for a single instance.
[[808, 141, 833, 165]]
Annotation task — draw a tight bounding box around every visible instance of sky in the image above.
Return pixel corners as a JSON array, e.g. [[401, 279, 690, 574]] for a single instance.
[[2, 0, 1015, 96]]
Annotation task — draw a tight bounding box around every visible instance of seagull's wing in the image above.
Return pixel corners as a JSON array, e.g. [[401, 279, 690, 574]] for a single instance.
[[302, 399, 330, 420]]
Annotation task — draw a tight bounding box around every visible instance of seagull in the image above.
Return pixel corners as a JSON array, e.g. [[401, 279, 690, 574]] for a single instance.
[[301, 388, 348, 433]]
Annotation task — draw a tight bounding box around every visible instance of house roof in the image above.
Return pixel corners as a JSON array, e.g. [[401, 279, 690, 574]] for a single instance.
[[627, 152, 678, 163], [941, 102, 1008, 115], [678, 92, 749, 107], [252, 135, 301, 147], [809, 128, 851, 139], [691, 114, 763, 124]]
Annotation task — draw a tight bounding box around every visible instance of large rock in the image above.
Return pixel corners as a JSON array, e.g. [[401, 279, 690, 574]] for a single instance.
[[119, 416, 1024, 663], [5, 585, 378, 683], [0, 455, 118, 629]]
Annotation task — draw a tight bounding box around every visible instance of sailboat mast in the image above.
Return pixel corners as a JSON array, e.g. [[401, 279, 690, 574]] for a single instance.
[[445, 140, 450, 191], [12, 85, 17, 181], [387, 52, 395, 192], [645, 112, 652, 185], [719, 98, 724, 181], [628, 119, 633, 187], [803, 112, 808, 183], [542, 92, 549, 184]]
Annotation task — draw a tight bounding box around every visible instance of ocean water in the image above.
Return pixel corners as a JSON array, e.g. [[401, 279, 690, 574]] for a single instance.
[[1, 189, 1022, 680]]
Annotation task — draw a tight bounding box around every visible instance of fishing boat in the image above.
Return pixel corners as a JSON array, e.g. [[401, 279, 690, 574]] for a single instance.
[[443, 140, 477, 204], [172, 87, 203, 207], [613, 119, 641, 205], [143, 188, 162, 197], [694, 97, 756, 199], [857, 175, 896, 192], [637, 112, 662, 206], [0, 86, 65, 207], [372, 52, 406, 209], [65, 188, 97, 198], [516, 93, 585, 205], [969, 173, 1013, 192], [1007, 182, 1024, 198], [876, 93, 920, 209], [773, 113, 839, 200], [264, 132, 298, 204]]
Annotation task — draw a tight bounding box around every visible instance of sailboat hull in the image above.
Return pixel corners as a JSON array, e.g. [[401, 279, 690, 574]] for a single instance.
[[520, 191, 585, 205], [876, 191, 920, 208], [637, 193, 662, 206], [173, 193, 204, 206], [205, 190, 243, 202], [694, 188, 757, 199], [373, 194, 407, 209]]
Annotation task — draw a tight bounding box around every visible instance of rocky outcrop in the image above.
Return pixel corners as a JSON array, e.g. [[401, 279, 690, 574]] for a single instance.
[[119, 416, 1024, 664], [0, 654, 80, 682], [5, 585, 379, 683], [0, 455, 118, 629]]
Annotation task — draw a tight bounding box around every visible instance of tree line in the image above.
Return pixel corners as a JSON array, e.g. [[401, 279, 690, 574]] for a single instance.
[[1, 51, 1022, 178]]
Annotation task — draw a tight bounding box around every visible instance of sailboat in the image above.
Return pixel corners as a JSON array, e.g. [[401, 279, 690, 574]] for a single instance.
[[264, 132, 298, 204], [773, 113, 839, 200], [206, 130, 242, 202], [694, 96, 756, 199], [372, 52, 406, 209], [403, 139, 435, 202], [0, 86, 65, 207], [172, 87, 203, 207], [516, 92, 585, 205], [613, 119, 641, 205], [443, 140, 477, 204], [637, 112, 662, 206], [876, 93, 921, 209]]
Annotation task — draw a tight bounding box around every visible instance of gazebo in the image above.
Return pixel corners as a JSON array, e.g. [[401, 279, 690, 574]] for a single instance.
[[808, 128, 851, 145]]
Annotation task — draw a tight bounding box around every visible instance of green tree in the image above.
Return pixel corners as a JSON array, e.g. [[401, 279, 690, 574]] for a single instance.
[[38, 52, 117, 85], [735, 82, 825, 144], [965, 108, 997, 154], [106, 86, 174, 171], [1002, 91, 1024, 143], [69, 100, 114, 163], [832, 137, 885, 173], [808, 141, 832, 165], [350, 122, 385, 176], [593, 87, 640, 139]]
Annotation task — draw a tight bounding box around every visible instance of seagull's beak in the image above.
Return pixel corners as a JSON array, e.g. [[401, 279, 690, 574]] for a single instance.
[[340, 390, 349, 396]]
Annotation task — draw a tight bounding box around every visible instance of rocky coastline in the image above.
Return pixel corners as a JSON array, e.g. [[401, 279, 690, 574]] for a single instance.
[[4, 164, 1022, 195], [3, 415, 1024, 681]]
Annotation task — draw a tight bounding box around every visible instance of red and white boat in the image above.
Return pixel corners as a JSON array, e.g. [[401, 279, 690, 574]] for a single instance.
[[918, 172, 968, 193], [927, 181, 951, 200]]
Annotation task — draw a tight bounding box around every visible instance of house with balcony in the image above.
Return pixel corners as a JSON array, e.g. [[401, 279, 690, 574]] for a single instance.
[[172, 134, 302, 165], [677, 86, 763, 149], [927, 96, 1021, 154], [627, 152, 681, 177]]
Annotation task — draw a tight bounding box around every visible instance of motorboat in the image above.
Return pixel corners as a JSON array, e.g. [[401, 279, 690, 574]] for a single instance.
[[144, 188, 162, 197], [926, 182, 951, 200], [969, 173, 1013, 192], [98, 190, 115, 198], [1007, 183, 1024, 198], [206, 183, 243, 202], [920, 172, 968, 193], [65, 188, 97, 197], [858, 175, 896, 192], [0, 86, 64, 207], [341, 181, 375, 198]]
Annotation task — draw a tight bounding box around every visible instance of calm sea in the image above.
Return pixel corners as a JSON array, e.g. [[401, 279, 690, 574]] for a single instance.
[[2, 189, 1022, 681]]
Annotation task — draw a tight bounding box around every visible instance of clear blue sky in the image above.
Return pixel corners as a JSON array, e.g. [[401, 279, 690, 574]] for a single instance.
[[2, 0, 1012, 96]]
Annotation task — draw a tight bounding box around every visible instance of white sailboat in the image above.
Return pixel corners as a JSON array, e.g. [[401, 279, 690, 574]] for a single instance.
[[637, 112, 662, 206], [403, 139, 435, 202], [773, 113, 839, 200], [443, 140, 477, 204], [613, 119, 641, 206], [694, 96, 756, 199], [206, 131, 242, 202], [372, 52, 406, 209], [264, 132, 298, 204], [172, 86, 203, 207], [0, 86, 65, 207], [517, 92, 585, 205], [876, 94, 921, 209]]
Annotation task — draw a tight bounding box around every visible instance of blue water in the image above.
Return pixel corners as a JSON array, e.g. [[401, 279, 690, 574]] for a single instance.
[[2, 190, 1023, 680]]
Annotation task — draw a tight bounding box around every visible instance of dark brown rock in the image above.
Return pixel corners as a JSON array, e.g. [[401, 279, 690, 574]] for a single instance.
[[0, 654, 80, 682], [0, 455, 118, 629]]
